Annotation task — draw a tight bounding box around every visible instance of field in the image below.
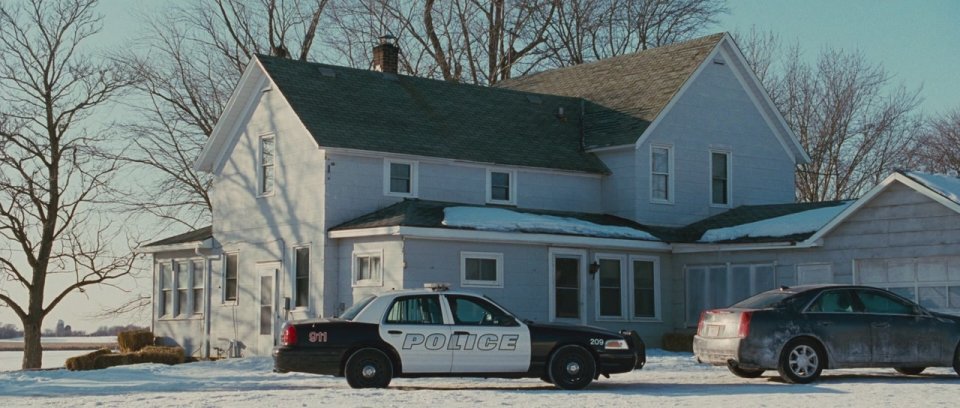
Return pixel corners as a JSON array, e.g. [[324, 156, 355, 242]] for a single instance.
[[1, 349, 957, 407]]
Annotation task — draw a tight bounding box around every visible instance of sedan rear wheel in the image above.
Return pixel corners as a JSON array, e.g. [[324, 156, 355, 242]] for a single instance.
[[778, 339, 824, 384], [548, 345, 596, 390], [894, 367, 925, 375], [728, 365, 765, 378], [345, 348, 393, 389]]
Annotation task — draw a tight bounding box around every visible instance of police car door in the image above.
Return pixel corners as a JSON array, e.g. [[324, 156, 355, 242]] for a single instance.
[[379, 294, 452, 373], [443, 294, 531, 373]]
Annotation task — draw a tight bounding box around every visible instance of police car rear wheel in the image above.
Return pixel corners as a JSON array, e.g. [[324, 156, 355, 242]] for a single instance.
[[345, 348, 393, 389], [548, 345, 596, 390]]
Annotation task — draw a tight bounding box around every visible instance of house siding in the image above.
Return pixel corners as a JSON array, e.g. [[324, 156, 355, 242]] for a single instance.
[[634, 52, 795, 226]]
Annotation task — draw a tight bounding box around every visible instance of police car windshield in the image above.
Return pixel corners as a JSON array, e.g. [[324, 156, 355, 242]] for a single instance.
[[340, 295, 375, 321]]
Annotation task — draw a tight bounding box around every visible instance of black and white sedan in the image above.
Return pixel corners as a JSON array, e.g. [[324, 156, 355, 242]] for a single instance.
[[273, 284, 645, 389], [694, 285, 960, 383]]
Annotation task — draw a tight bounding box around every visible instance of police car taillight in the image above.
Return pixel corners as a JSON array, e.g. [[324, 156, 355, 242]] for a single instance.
[[281, 324, 297, 346], [604, 339, 630, 350]]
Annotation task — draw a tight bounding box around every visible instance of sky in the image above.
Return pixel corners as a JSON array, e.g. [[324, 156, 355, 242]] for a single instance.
[[2, 0, 957, 333]]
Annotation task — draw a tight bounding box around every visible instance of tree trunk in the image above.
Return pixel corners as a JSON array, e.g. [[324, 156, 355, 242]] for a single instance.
[[22, 320, 43, 369]]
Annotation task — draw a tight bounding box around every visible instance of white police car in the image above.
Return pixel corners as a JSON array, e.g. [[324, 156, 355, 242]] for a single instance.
[[273, 284, 645, 390]]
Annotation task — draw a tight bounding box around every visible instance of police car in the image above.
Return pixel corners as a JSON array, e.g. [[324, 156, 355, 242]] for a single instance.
[[273, 284, 646, 390]]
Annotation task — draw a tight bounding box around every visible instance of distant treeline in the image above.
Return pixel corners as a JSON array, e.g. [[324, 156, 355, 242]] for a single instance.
[[0, 322, 147, 339]]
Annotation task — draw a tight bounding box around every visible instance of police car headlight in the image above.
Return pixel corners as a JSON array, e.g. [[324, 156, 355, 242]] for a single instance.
[[604, 339, 629, 350]]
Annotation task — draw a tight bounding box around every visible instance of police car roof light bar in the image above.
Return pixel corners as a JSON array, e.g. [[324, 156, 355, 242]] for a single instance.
[[423, 282, 450, 292]]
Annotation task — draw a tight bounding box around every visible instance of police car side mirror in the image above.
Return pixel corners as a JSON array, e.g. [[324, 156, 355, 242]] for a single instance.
[[498, 316, 519, 327]]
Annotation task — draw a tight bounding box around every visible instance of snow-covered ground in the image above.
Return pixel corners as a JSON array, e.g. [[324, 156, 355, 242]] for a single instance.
[[0, 350, 956, 407], [0, 336, 117, 344], [0, 350, 99, 372]]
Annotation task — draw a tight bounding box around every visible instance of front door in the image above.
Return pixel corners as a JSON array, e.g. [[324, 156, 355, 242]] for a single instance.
[[258, 263, 279, 355], [444, 294, 531, 373], [854, 288, 940, 364], [378, 294, 452, 373], [549, 249, 587, 324]]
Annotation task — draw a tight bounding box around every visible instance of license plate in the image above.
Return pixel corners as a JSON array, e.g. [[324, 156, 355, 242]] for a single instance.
[[707, 325, 721, 337]]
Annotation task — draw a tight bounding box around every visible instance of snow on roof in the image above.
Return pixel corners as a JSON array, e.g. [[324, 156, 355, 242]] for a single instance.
[[441, 207, 659, 241], [698, 202, 853, 243], [905, 171, 960, 206]]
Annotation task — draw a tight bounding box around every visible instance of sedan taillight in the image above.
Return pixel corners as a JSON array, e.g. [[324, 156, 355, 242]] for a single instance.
[[697, 310, 708, 335], [738, 311, 753, 338], [281, 324, 297, 346]]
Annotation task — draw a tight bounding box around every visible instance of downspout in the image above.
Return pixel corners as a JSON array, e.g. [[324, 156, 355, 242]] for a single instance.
[[195, 243, 211, 359], [579, 99, 586, 151]]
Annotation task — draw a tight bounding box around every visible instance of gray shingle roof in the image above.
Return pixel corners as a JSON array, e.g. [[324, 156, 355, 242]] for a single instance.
[[256, 55, 609, 174], [498, 33, 725, 149], [143, 226, 213, 247], [678, 201, 850, 243]]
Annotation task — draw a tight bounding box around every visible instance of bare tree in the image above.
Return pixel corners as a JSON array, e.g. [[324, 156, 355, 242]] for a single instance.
[[738, 32, 923, 202], [0, 0, 136, 369], [119, 0, 331, 229], [915, 108, 960, 174], [539, 0, 727, 67]]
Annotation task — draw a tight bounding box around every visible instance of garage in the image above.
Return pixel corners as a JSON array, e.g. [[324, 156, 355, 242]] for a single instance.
[[856, 256, 960, 314]]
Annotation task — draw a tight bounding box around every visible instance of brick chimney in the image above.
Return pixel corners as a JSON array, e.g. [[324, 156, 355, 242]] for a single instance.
[[373, 34, 399, 74]]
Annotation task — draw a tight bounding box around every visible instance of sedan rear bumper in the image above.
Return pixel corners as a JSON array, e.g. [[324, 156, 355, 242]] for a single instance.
[[693, 336, 775, 370], [273, 346, 342, 376]]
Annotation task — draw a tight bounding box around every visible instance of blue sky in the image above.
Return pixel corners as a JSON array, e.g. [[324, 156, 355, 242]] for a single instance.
[[717, 0, 959, 117]]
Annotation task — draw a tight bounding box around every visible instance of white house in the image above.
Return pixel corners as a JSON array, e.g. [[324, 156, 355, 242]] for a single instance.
[[138, 33, 960, 358]]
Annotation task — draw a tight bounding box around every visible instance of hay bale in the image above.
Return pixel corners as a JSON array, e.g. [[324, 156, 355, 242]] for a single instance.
[[65, 348, 112, 371], [93, 353, 134, 369], [117, 330, 154, 353], [139, 345, 186, 365], [662, 332, 694, 352]]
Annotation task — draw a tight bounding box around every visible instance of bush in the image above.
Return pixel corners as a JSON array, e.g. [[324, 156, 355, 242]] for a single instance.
[[65, 348, 112, 371], [662, 332, 694, 352], [117, 330, 154, 353]]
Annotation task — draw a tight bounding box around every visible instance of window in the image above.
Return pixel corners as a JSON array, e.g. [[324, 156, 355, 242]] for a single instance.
[[353, 250, 383, 287], [650, 145, 673, 203], [447, 295, 515, 326], [176, 261, 189, 316], [595, 256, 660, 320], [710, 151, 730, 206], [159, 263, 172, 317], [486, 169, 516, 204], [191, 260, 204, 315], [856, 290, 914, 315], [633, 259, 657, 318], [461, 252, 503, 287], [259, 135, 275, 196], [807, 290, 860, 313], [554, 257, 580, 319], [294, 247, 309, 308], [597, 258, 623, 318], [384, 159, 418, 197], [384, 296, 443, 324], [224, 253, 238, 302], [685, 263, 776, 326]]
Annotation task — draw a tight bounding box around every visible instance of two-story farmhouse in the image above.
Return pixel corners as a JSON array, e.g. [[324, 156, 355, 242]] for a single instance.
[[139, 33, 960, 358]]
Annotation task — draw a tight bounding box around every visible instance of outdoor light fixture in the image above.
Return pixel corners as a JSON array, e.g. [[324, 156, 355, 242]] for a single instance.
[[589, 261, 601, 274]]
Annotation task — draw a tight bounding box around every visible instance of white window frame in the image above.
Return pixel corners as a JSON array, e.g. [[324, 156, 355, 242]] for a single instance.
[[191, 259, 204, 316], [258, 134, 276, 197], [222, 252, 239, 305], [649, 144, 674, 204], [594, 254, 627, 321], [629, 255, 662, 321], [797, 263, 833, 285], [486, 168, 517, 205], [383, 158, 419, 197], [460, 251, 504, 288], [352, 249, 384, 287], [158, 261, 172, 318], [709, 150, 732, 208], [174, 260, 190, 318], [548, 248, 587, 324], [292, 245, 311, 310]]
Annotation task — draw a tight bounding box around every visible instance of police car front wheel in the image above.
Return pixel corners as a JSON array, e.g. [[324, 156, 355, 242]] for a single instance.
[[345, 348, 393, 389], [548, 345, 596, 390]]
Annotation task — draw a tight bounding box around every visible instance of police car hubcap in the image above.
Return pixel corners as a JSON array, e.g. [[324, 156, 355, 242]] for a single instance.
[[566, 362, 581, 375], [362, 365, 377, 378]]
